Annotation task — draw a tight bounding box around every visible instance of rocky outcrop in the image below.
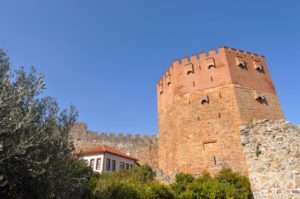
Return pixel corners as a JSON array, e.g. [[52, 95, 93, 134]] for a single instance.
[[241, 119, 300, 199]]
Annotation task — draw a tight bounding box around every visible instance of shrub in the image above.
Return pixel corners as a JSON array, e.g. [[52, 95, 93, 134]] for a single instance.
[[145, 182, 175, 199], [216, 169, 253, 199], [86, 166, 174, 199], [171, 173, 194, 196], [172, 169, 253, 199], [126, 165, 156, 182]]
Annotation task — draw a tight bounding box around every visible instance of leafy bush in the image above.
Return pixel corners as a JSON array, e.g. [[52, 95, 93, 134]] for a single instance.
[[86, 166, 175, 199], [172, 169, 253, 199], [216, 169, 253, 199], [171, 173, 194, 196], [145, 182, 175, 199]]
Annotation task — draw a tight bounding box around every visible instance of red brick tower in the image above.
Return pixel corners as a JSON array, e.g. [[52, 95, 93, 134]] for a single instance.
[[157, 46, 284, 176]]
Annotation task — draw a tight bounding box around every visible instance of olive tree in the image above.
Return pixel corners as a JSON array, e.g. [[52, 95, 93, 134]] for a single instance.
[[0, 49, 92, 199]]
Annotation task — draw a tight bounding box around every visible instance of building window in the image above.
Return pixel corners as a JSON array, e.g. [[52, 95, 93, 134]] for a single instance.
[[166, 74, 171, 85], [90, 159, 95, 170], [106, 158, 111, 171], [120, 162, 125, 170], [126, 163, 129, 170], [85, 159, 89, 166], [236, 56, 246, 67], [130, 164, 133, 168], [112, 160, 116, 171], [96, 158, 101, 170], [206, 58, 215, 69], [184, 63, 194, 75], [200, 95, 209, 104]]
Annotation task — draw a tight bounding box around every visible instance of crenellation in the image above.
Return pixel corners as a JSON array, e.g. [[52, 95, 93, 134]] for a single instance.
[[87, 132, 98, 139], [227, 47, 264, 60], [151, 135, 158, 142], [181, 57, 189, 65], [172, 59, 180, 66], [143, 135, 151, 143], [100, 132, 108, 139], [134, 134, 142, 142], [108, 133, 115, 141], [208, 48, 218, 57], [117, 133, 124, 142], [125, 133, 133, 140], [199, 51, 207, 59], [190, 54, 199, 62], [71, 127, 158, 145]]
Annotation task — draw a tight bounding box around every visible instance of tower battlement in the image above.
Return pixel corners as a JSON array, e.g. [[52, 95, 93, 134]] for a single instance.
[[157, 46, 265, 84], [157, 46, 275, 110]]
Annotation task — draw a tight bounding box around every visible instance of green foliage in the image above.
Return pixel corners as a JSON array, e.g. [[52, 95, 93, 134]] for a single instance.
[[216, 169, 252, 198], [125, 164, 156, 182], [0, 49, 92, 198], [87, 168, 252, 199], [86, 166, 175, 199], [172, 169, 253, 199], [145, 182, 175, 199], [255, 144, 262, 157], [171, 173, 194, 196]]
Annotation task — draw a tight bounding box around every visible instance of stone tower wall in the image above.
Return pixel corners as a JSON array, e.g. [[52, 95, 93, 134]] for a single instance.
[[70, 123, 159, 168], [158, 84, 247, 175], [157, 46, 284, 176]]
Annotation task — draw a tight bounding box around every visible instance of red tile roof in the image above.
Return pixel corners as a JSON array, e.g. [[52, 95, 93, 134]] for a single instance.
[[79, 145, 138, 161]]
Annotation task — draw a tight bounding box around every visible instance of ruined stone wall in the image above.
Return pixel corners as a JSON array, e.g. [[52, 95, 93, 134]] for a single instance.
[[241, 119, 300, 199], [69, 123, 159, 168], [157, 46, 284, 176]]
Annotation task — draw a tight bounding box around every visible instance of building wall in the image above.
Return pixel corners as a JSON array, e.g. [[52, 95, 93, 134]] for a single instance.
[[81, 153, 137, 173], [104, 153, 138, 172], [70, 123, 158, 168], [157, 46, 284, 176]]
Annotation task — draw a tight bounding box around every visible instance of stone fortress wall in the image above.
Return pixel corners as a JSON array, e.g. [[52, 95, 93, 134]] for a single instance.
[[68, 46, 300, 198], [69, 123, 159, 168]]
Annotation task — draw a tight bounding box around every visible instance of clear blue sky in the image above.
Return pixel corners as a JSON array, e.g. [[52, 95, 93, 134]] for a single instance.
[[1, 0, 299, 134]]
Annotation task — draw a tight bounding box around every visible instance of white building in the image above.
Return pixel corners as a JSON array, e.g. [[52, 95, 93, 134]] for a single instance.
[[79, 145, 139, 173]]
